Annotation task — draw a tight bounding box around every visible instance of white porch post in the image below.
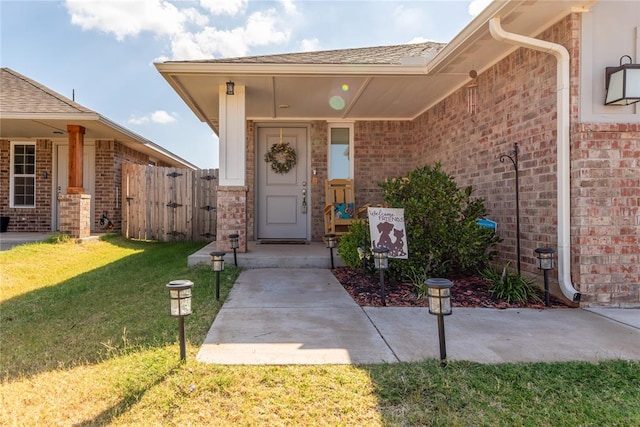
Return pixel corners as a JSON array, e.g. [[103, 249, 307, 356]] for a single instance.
[[217, 84, 248, 252], [218, 84, 246, 186]]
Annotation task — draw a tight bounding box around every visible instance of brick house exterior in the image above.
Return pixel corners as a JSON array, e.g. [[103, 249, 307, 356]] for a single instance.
[[0, 68, 196, 235], [159, 0, 638, 307]]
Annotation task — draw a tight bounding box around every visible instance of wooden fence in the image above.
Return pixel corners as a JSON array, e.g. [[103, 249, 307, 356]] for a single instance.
[[122, 163, 218, 242]]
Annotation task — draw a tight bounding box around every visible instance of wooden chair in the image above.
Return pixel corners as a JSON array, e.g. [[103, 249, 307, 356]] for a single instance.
[[324, 179, 359, 236]]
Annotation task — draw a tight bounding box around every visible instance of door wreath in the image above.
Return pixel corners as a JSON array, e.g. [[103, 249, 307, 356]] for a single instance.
[[264, 143, 297, 174]]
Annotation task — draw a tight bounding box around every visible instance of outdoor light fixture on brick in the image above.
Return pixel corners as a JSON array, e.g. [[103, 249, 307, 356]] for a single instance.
[[535, 247, 555, 307], [210, 251, 226, 301], [324, 233, 337, 269], [229, 233, 239, 267], [226, 81, 235, 95], [372, 246, 389, 306], [605, 55, 640, 105], [166, 279, 194, 361], [426, 278, 453, 367]]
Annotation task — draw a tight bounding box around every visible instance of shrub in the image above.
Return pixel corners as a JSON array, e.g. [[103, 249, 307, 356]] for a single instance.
[[378, 163, 499, 279], [481, 263, 542, 303], [336, 219, 371, 269]]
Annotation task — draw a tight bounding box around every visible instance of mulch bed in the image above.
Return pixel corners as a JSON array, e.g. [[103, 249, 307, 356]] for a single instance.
[[332, 267, 568, 309]]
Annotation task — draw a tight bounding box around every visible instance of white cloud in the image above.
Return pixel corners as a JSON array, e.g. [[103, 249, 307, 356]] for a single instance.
[[65, 0, 199, 40], [300, 38, 319, 52], [127, 110, 177, 125], [127, 115, 149, 125], [278, 0, 296, 15], [199, 0, 247, 16], [151, 110, 177, 123], [65, 0, 292, 60], [469, 0, 492, 17], [407, 37, 433, 44]]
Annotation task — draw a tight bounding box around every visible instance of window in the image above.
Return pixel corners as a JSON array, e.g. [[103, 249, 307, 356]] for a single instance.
[[328, 123, 354, 179], [11, 143, 36, 207]]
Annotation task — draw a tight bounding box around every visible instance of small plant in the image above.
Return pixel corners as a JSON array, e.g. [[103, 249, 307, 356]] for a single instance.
[[336, 220, 371, 269], [406, 265, 429, 298], [481, 263, 542, 304], [44, 232, 71, 244]]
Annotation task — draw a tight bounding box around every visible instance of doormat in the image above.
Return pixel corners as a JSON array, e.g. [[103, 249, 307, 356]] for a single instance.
[[259, 239, 308, 245]]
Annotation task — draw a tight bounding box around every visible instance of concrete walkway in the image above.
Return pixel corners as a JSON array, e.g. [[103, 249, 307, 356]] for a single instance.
[[197, 268, 640, 365]]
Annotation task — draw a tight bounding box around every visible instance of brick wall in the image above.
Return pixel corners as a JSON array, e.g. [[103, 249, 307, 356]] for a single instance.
[[216, 186, 248, 251], [0, 139, 53, 232], [572, 123, 640, 306], [407, 15, 578, 302]]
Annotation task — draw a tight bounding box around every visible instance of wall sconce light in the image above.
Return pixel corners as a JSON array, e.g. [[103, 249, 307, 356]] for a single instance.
[[210, 251, 226, 301], [426, 278, 453, 367], [535, 247, 555, 307], [605, 55, 640, 105], [166, 279, 194, 361], [372, 246, 389, 306], [226, 81, 235, 95]]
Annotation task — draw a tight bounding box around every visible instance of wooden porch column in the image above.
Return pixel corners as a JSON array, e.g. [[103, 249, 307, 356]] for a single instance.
[[67, 124, 85, 194]]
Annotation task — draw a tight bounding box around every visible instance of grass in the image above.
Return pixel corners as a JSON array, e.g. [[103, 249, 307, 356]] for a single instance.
[[1, 236, 639, 426]]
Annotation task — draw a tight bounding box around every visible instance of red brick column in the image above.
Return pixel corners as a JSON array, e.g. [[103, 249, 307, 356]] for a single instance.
[[216, 186, 248, 252], [58, 193, 91, 238]]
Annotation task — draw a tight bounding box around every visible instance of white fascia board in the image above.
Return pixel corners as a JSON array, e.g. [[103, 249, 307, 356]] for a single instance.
[[156, 62, 431, 76]]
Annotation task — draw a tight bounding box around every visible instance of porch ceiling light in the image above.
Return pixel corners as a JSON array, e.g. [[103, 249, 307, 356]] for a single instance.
[[226, 81, 235, 95], [605, 55, 640, 105]]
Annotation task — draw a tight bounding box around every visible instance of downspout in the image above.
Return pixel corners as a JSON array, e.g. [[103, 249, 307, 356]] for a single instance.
[[489, 17, 581, 302]]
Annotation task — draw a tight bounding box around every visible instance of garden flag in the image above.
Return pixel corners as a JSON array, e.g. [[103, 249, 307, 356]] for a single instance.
[[368, 207, 408, 259]]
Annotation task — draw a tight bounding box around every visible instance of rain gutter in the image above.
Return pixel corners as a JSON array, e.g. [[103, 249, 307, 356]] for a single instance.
[[489, 17, 580, 302]]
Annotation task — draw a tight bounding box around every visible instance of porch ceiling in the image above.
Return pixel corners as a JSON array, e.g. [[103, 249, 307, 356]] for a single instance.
[[156, 0, 595, 134]]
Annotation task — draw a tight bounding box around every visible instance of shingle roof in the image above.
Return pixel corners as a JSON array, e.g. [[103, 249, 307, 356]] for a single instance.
[[170, 42, 445, 65], [0, 67, 94, 114]]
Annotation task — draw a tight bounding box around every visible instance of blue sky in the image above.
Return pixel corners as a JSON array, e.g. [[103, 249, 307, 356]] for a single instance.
[[1, 0, 489, 168]]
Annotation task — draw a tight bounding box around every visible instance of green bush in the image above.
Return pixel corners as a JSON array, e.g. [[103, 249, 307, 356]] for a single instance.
[[337, 220, 371, 269], [378, 163, 499, 279], [481, 263, 542, 303]]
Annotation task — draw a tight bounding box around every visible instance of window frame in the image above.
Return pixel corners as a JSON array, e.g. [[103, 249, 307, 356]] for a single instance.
[[327, 122, 354, 180], [10, 141, 37, 208]]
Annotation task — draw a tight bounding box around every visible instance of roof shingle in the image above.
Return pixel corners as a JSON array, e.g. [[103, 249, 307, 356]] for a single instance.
[[0, 68, 94, 114], [168, 42, 445, 65]]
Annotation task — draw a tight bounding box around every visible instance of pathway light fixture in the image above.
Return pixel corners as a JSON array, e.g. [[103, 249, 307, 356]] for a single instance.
[[426, 278, 453, 367], [229, 233, 239, 266], [324, 233, 337, 269], [166, 279, 194, 361], [210, 251, 226, 301], [535, 247, 555, 307], [372, 246, 389, 306]]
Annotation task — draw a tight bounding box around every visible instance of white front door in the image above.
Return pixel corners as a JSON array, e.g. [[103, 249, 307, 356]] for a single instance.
[[257, 127, 308, 239], [55, 144, 96, 231]]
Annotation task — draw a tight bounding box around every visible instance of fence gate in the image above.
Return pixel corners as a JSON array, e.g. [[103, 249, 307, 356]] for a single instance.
[[122, 163, 218, 242]]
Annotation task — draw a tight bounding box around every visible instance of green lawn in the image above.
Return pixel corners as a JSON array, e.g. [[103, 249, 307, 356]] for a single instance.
[[1, 235, 638, 426]]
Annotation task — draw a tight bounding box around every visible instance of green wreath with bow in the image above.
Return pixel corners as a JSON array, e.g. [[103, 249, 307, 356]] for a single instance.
[[264, 143, 297, 174]]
